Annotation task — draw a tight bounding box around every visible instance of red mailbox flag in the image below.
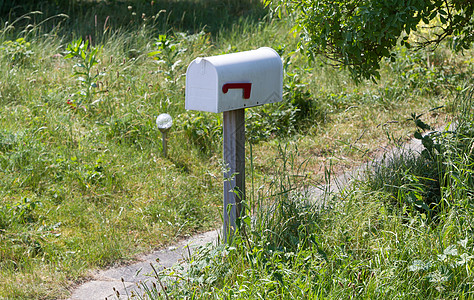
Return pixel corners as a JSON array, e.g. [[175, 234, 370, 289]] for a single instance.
[[222, 83, 252, 99]]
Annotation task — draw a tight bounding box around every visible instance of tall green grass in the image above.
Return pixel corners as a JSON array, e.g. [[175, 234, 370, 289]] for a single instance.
[[1, 0, 267, 40], [134, 86, 474, 299]]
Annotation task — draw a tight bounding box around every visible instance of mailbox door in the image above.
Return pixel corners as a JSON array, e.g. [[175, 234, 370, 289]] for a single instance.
[[185, 59, 219, 113]]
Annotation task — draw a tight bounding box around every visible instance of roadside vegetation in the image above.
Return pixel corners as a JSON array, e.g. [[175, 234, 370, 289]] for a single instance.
[[0, 1, 472, 299], [136, 86, 474, 299]]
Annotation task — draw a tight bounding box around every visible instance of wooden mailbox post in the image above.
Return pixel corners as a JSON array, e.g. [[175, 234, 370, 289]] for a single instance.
[[185, 47, 283, 242]]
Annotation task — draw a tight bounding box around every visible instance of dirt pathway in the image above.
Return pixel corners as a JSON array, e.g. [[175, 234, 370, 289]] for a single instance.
[[68, 231, 219, 300]]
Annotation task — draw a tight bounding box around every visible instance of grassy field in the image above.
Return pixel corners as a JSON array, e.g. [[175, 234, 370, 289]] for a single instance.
[[0, 1, 473, 299]]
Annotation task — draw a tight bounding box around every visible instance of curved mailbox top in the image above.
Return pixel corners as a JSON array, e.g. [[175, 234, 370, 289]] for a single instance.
[[185, 47, 283, 113]]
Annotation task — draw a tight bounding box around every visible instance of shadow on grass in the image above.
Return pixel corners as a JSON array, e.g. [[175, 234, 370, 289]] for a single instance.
[[1, 0, 268, 40]]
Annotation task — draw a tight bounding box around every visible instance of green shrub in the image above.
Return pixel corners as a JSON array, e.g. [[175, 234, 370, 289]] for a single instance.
[[0, 197, 41, 229], [0, 38, 33, 65], [179, 112, 222, 155]]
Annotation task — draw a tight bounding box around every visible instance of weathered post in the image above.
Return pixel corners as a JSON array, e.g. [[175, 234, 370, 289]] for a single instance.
[[223, 108, 245, 239], [185, 47, 283, 242]]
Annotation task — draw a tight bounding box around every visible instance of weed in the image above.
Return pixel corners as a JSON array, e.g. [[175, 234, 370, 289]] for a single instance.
[[0, 197, 41, 228], [64, 37, 104, 107], [0, 37, 33, 65], [179, 112, 222, 156], [148, 34, 187, 85]]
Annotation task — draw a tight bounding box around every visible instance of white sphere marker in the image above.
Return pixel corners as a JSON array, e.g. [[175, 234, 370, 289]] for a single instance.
[[156, 113, 172, 158]]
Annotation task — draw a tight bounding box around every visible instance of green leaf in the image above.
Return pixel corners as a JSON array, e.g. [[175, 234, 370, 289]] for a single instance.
[[421, 136, 434, 150], [408, 259, 431, 272], [415, 119, 431, 131], [458, 238, 468, 249], [444, 245, 458, 256], [242, 215, 251, 227], [148, 50, 161, 57]]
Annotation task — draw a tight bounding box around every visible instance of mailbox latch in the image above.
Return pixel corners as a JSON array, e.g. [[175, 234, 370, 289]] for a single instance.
[[222, 83, 252, 99]]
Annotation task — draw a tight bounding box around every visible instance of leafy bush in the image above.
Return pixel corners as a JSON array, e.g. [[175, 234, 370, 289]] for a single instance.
[[247, 69, 327, 143], [246, 102, 299, 143], [179, 112, 222, 155], [366, 87, 474, 219], [0, 38, 33, 65], [273, 0, 474, 81]]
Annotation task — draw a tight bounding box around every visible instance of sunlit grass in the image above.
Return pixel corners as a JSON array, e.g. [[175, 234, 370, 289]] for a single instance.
[[0, 0, 472, 299], [136, 87, 474, 299]]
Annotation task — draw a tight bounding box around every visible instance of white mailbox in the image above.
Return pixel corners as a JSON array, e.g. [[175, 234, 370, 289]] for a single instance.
[[185, 47, 283, 113]]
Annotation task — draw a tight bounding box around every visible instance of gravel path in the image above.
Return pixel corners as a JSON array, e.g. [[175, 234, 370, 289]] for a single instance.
[[68, 230, 219, 300]]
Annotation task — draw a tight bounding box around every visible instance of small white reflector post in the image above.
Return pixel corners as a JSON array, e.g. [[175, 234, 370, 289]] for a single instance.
[[156, 114, 173, 158]]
